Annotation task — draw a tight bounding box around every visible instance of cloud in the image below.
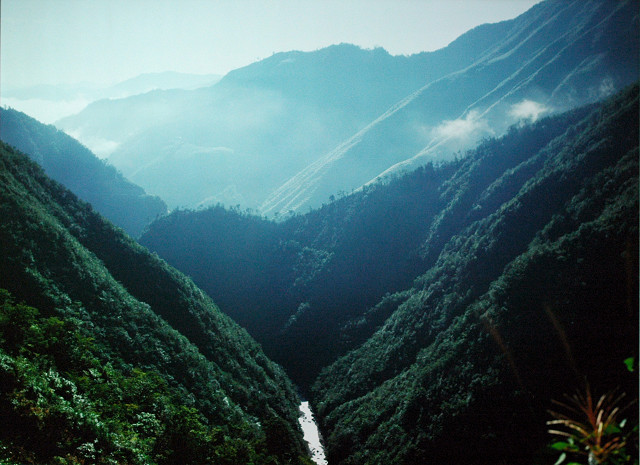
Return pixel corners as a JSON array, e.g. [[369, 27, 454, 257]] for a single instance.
[[598, 77, 615, 98], [65, 129, 119, 158], [509, 99, 549, 122], [2, 97, 92, 125], [432, 110, 491, 141]]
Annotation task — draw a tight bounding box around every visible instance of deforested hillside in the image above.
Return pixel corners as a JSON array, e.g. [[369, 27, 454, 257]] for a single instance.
[[141, 84, 638, 463], [0, 142, 310, 464], [0, 108, 167, 237]]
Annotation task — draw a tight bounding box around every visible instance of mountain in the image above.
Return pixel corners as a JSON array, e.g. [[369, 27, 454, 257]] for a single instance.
[[261, 0, 639, 214], [311, 85, 639, 464], [56, 87, 207, 159], [103, 71, 222, 98], [57, 43, 442, 209], [56, 0, 638, 215], [1, 82, 102, 102], [0, 108, 167, 237], [140, 84, 639, 463], [53, 10, 541, 210], [0, 141, 310, 464]]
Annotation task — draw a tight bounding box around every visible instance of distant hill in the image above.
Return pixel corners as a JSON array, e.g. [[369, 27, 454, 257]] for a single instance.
[[140, 84, 639, 463], [104, 71, 222, 98], [0, 108, 167, 237], [2, 72, 221, 102], [0, 141, 310, 464], [57, 0, 638, 214], [54, 23, 529, 209], [1, 72, 221, 125]]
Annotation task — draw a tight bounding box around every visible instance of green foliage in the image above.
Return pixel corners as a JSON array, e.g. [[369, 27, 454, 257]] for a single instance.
[[548, 385, 638, 465], [141, 161, 457, 387], [0, 289, 288, 464], [309, 84, 639, 464], [623, 357, 635, 373], [0, 144, 310, 463]]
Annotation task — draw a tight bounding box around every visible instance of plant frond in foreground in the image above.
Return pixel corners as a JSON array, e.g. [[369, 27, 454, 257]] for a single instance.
[[547, 385, 638, 465]]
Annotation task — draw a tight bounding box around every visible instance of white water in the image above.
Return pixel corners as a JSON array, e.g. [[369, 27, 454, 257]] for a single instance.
[[298, 401, 328, 465]]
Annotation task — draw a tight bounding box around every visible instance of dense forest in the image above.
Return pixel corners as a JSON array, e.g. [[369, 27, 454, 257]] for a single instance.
[[0, 108, 167, 237], [141, 84, 639, 463], [0, 142, 311, 464]]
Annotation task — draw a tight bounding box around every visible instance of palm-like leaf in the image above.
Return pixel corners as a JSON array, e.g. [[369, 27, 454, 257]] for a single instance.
[[547, 385, 635, 463]]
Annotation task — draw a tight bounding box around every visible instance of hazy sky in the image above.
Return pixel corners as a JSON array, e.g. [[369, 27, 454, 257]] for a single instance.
[[2, 0, 540, 89]]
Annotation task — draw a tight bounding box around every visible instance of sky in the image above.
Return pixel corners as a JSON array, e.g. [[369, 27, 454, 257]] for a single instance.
[[2, 0, 540, 90]]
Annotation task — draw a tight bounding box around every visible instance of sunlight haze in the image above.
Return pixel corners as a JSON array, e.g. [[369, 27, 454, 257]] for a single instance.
[[2, 0, 540, 89]]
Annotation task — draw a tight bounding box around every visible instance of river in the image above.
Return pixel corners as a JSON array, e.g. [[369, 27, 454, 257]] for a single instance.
[[298, 401, 328, 465]]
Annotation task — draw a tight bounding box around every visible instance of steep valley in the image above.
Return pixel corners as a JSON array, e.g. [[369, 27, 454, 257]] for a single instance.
[[140, 84, 639, 463], [1, 1, 638, 463]]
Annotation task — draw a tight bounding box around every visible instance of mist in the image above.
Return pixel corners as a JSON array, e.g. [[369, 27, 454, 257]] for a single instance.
[[508, 99, 550, 122]]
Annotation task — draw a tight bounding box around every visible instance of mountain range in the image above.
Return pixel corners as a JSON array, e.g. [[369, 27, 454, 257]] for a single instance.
[[56, 0, 638, 214], [3, 72, 222, 102]]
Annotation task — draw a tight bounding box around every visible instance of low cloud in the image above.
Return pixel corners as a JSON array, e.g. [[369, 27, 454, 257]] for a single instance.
[[509, 99, 549, 122], [432, 110, 492, 142], [65, 129, 119, 158], [599, 77, 615, 98], [2, 97, 92, 125]]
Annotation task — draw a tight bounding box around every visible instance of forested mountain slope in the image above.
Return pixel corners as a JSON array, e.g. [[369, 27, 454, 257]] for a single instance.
[[0, 108, 167, 237], [0, 143, 310, 464], [141, 84, 638, 463], [311, 84, 639, 464]]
